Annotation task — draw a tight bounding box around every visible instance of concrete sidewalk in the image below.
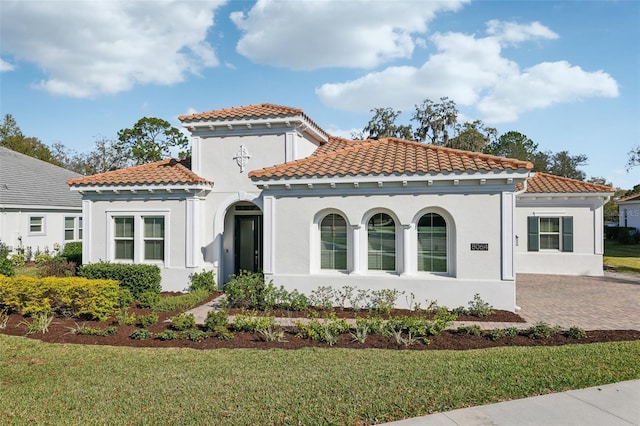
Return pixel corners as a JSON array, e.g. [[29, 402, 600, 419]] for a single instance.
[[382, 380, 640, 426]]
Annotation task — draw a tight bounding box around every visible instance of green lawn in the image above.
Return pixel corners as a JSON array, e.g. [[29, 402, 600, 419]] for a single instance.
[[604, 239, 640, 274], [13, 265, 38, 277], [1, 335, 639, 425]]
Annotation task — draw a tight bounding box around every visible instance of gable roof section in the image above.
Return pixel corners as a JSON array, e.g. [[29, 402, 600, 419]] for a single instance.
[[67, 158, 211, 187], [248, 137, 533, 179], [521, 173, 615, 194], [0, 147, 83, 208], [178, 103, 329, 141], [616, 192, 640, 204]]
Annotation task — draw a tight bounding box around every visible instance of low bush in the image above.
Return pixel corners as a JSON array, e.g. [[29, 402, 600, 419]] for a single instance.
[[371, 289, 404, 315], [10, 253, 26, 267], [136, 291, 160, 309], [0, 275, 120, 321], [117, 288, 134, 308], [211, 325, 234, 340], [181, 329, 209, 343], [20, 312, 54, 335], [62, 242, 82, 266], [523, 321, 561, 339], [455, 325, 483, 336], [0, 257, 14, 277], [566, 326, 587, 339], [78, 262, 161, 300], [232, 314, 275, 333], [294, 316, 349, 345], [170, 313, 195, 331], [115, 308, 136, 326], [153, 288, 210, 312], [129, 328, 153, 340], [466, 293, 495, 317], [188, 270, 217, 293], [156, 330, 178, 341], [138, 313, 159, 328], [37, 257, 76, 277], [223, 271, 308, 311], [203, 310, 228, 331]]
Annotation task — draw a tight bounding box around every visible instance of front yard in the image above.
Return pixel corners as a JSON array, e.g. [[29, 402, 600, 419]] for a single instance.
[[604, 239, 640, 274], [1, 334, 638, 425]]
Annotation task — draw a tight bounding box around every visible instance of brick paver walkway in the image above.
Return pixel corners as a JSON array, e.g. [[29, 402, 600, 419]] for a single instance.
[[516, 272, 640, 330]]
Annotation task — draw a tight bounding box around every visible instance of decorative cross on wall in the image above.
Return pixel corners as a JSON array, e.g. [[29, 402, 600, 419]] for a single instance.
[[233, 145, 251, 172]]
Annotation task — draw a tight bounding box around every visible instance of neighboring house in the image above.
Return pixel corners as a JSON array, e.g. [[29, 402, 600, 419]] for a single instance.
[[0, 147, 83, 254], [68, 104, 614, 310], [616, 193, 640, 231]]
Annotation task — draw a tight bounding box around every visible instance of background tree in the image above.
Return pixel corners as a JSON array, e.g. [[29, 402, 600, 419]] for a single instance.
[[362, 107, 412, 140], [485, 131, 549, 171], [412, 97, 458, 144], [0, 114, 62, 166], [588, 177, 618, 223], [447, 120, 496, 152], [116, 117, 189, 165], [546, 151, 588, 180], [627, 145, 640, 171]]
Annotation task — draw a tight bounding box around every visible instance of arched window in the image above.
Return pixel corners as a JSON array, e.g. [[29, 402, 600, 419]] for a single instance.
[[320, 213, 347, 270], [417, 213, 447, 272], [368, 213, 396, 271]]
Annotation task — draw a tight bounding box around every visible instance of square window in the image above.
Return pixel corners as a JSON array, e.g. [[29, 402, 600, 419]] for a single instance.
[[29, 217, 44, 233]]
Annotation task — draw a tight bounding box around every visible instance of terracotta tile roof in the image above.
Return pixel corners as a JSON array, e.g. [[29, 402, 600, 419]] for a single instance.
[[67, 158, 211, 187], [520, 173, 615, 194], [248, 138, 533, 179], [311, 136, 366, 156], [616, 192, 640, 203], [178, 103, 328, 139]]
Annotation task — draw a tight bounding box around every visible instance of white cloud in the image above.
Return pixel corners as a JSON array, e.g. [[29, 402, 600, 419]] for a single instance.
[[231, 0, 469, 70], [317, 20, 618, 123], [0, 58, 15, 72], [485, 20, 558, 45], [0, 0, 227, 98]]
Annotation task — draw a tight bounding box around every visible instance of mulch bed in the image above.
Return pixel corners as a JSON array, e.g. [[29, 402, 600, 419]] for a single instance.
[[3, 293, 639, 350]]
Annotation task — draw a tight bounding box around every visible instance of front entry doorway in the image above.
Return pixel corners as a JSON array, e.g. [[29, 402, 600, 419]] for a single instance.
[[234, 214, 263, 274]]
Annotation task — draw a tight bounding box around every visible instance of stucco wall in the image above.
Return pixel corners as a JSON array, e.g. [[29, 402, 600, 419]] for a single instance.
[[0, 208, 81, 253], [515, 198, 605, 276], [83, 194, 198, 291], [263, 189, 517, 311]]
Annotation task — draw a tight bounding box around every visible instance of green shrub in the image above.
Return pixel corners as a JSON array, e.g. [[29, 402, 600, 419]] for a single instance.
[[211, 325, 234, 340], [156, 329, 178, 340], [232, 314, 275, 333], [371, 289, 404, 314], [309, 286, 335, 310], [181, 329, 209, 342], [258, 327, 287, 342], [384, 308, 456, 338], [0, 275, 120, 321], [137, 291, 161, 309], [35, 253, 53, 264], [118, 288, 134, 308], [294, 316, 349, 345], [223, 271, 270, 309], [170, 313, 195, 331], [188, 270, 217, 293], [78, 262, 161, 300], [62, 242, 82, 266], [456, 325, 483, 336], [0, 258, 14, 277], [138, 313, 159, 328], [467, 293, 495, 317], [524, 321, 561, 339], [203, 310, 228, 331], [567, 326, 587, 339], [153, 288, 210, 312], [115, 308, 136, 326], [20, 312, 54, 335], [10, 253, 26, 267], [0, 241, 10, 259], [129, 328, 153, 340]]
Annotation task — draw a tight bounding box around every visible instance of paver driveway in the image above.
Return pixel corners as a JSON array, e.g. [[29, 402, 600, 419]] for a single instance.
[[516, 272, 640, 330]]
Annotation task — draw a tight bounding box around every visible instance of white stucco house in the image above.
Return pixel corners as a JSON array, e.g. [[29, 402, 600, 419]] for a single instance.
[[616, 193, 640, 231], [1, 147, 83, 254], [67, 104, 614, 311]]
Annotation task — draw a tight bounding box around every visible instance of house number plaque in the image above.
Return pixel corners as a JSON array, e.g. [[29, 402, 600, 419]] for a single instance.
[[470, 243, 489, 251]]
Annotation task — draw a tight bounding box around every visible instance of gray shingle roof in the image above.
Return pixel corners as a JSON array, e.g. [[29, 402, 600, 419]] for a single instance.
[[0, 147, 82, 208]]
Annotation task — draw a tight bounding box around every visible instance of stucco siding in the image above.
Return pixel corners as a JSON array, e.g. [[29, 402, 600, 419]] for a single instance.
[[0, 208, 82, 253]]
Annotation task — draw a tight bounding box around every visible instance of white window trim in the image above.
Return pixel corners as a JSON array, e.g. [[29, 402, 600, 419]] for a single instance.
[[64, 216, 83, 242], [106, 210, 170, 268], [28, 215, 46, 236], [538, 217, 561, 251], [364, 211, 399, 274], [310, 209, 351, 274], [415, 212, 450, 276]]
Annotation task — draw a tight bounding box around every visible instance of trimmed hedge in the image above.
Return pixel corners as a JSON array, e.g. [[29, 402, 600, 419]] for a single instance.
[[63, 242, 82, 266], [0, 276, 120, 321], [77, 262, 161, 299]]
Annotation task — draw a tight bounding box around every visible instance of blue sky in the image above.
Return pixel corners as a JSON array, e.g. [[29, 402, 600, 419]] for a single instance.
[[1, 0, 638, 190]]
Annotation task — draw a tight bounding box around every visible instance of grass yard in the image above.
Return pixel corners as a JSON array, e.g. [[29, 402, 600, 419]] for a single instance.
[[12, 265, 38, 277], [604, 239, 640, 274], [1, 335, 639, 425]]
